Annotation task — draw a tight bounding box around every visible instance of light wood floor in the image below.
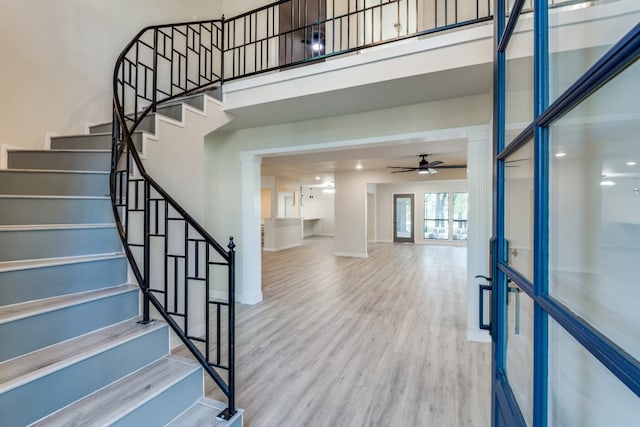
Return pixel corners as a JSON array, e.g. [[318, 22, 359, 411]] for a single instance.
[[176, 237, 491, 427]]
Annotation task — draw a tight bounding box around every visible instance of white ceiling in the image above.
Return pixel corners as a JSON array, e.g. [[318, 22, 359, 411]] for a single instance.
[[261, 136, 469, 186], [224, 53, 492, 186]]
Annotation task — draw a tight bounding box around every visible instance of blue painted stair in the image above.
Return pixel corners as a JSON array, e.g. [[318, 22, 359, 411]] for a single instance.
[[0, 127, 242, 426]]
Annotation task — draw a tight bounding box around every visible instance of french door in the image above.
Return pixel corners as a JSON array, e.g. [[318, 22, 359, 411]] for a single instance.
[[393, 194, 414, 243], [492, 1, 640, 426]]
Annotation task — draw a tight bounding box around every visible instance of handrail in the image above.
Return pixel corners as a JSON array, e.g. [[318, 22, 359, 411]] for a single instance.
[[109, 1, 502, 421], [222, 0, 493, 80], [111, 19, 236, 420]]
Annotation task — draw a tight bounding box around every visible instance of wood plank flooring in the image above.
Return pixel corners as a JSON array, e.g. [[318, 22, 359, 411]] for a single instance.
[[175, 237, 491, 427]]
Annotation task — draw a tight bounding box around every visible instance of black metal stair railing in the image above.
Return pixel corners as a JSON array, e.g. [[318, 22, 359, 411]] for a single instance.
[[109, 1, 503, 420], [110, 19, 237, 420], [222, 0, 493, 80]]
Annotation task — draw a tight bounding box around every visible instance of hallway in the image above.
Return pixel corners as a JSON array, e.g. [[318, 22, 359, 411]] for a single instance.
[[188, 238, 491, 426]]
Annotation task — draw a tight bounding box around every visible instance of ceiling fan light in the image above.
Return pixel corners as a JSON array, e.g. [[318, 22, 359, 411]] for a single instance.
[[417, 169, 429, 175]]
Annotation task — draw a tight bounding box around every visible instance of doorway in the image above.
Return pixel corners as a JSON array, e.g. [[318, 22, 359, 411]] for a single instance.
[[393, 193, 414, 243]]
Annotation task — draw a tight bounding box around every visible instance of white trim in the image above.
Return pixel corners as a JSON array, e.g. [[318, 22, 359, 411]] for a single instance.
[[262, 242, 302, 252], [467, 328, 491, 343], [245, 125, 488, 158], [240, 291, 263, 305]]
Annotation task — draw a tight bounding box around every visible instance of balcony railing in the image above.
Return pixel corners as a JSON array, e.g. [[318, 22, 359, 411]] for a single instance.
[[223, 0, 493, 80]]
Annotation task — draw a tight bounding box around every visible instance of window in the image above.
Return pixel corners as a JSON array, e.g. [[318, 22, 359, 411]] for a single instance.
[[424, 192, 468, 240], [424, 192, 449, 239]]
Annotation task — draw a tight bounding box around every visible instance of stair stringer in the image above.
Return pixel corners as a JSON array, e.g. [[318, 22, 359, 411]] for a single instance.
[[141, 95, 234, 226]]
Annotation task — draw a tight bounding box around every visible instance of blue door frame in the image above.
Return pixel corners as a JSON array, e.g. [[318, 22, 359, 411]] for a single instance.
[[492, 0, 640, 424]]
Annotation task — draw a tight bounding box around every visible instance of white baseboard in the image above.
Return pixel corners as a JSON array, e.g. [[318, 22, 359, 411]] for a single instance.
[[210, 290, 259, 305], [263, 242, 302, 252], [241, 292, 263, 305], [467, 328, 491, 343]]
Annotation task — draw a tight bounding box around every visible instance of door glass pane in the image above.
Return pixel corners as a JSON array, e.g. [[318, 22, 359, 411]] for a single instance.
[[424, 192, 449, 239], [549, 59, 640, 360], [506, 282, 534, 426], [395, 196, 412, 238], [452, 192, 468, 240], [505, 8, 534, 144], [549, 0, 640, 102], [548, 319, 640, 426], [504, 140, 534, 280]]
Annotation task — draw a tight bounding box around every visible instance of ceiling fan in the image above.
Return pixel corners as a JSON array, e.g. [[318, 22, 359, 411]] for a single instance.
[[386, 154, 466, 174]]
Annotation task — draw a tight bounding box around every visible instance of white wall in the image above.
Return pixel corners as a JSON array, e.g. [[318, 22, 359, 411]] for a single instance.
[[300, 189, 335, 236], [143, 97, 232, 224], [0, 0, 221, 151]]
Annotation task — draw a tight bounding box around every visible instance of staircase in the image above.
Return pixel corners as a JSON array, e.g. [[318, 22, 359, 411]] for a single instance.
[[0, 125, 242, 425]]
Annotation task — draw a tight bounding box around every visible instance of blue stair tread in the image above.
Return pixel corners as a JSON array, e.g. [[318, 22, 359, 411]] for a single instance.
[[0, 318, 164, 394], [32, 356, 199, 426]]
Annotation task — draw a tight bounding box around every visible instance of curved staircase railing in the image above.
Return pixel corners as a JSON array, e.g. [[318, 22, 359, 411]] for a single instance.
[[109, 1, 500, 420], [111, 19, 237, 419]]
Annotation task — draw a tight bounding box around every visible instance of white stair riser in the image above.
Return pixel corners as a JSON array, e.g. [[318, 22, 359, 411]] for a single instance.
[[0, 257, 127, 306], [0, 289, 138, 362], [0, 197, 113, 225], [0, 227, 121, 261], [0, 171, 109, 196], [0, 325, 168, 427], [7, 150, 111, 172]]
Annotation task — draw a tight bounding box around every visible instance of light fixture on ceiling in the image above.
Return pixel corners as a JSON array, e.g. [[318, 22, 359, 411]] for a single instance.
[[302, 30, 324, 53], [600, 179, 616, 187], [417, 169, 429, 175], [555, 152, 567, 158], [315, 176, 321, 181], [626, 161, 637, 166], [309, 188, 314, 199], [323, 183, 335, 194], [356, 163, 363, 170]]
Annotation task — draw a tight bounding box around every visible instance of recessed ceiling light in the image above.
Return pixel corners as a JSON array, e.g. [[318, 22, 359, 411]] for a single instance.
[[600, 180, 616, 187], [356, 163, 363, 170], [555, 152, 567, 158], [315, 176, 321, 181], [626, 161, 637, 166]]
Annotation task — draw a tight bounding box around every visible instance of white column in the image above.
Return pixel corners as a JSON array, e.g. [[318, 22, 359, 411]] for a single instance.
[[240, 153, 263, 304], [466, 127, 492, 342]]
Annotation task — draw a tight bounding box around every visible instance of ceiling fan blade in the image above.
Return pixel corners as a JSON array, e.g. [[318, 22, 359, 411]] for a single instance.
[[433, 164, 467, 169], [427, 160, 443, 167], [386, 166, 417, 169], [390, 169, 415, 173]]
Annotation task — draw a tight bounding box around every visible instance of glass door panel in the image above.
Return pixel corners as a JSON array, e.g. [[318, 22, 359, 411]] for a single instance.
[[505, 7, 534, 144], [549, 59, 640, 360], [505, 281, 534, 426], [548, 0, 640, 102], [393, 194, 414, 243], [548, 319, 640, 426], [504, 141, 534, 280]]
